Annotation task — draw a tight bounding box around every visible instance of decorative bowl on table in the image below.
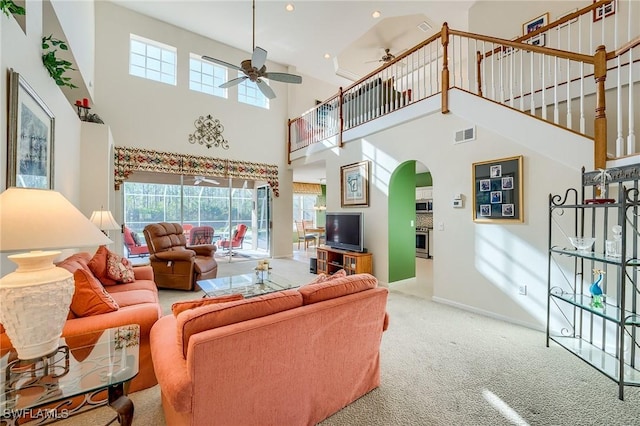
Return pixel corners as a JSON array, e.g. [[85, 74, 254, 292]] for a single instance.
[[568, 237, 596, 253]]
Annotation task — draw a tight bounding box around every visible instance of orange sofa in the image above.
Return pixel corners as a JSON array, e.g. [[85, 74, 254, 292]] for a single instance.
[[57, 252, 162, 392], [0, 252, 162, 393], [150, 273, 389, 426]]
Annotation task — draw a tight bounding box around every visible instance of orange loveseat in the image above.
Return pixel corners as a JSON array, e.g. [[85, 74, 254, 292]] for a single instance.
[[150, 273, 389, 426]]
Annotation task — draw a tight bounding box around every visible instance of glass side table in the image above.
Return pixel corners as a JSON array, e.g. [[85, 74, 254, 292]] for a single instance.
[[1, 324, 140, 426]]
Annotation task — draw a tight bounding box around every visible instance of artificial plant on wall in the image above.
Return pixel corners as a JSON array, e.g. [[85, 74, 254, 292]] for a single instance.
[[42, 35, 77, 89], [0, 0, 25, 17]]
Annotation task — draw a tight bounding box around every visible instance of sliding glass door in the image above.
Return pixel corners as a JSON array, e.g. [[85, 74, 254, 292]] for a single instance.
[[122, 173, 260, 255], [256, 185, 271, 252]]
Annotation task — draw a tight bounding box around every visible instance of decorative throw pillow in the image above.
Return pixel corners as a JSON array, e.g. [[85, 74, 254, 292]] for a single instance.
[[307, 268, 347, 285], [171, 294, 244, 317], [70, 269, 120, 317], [87, 245, 117, 286], [106, 251, 135, 283], [299, 273, 378, 305], [130, 231, 141, 246]]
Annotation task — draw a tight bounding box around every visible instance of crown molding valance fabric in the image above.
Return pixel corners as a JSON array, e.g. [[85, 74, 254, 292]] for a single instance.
[[293, 182, 322, 195], [114, 147, 280, 197]]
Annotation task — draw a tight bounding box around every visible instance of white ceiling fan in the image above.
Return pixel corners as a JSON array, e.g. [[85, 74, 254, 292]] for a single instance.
[[201, 0, 302, 99], [193, 176, 220, 186]]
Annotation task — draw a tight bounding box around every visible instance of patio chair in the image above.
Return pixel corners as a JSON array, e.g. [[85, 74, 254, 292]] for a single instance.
[[218, 224, 248, 255], [123, 226, 149, 257], [189, 226, 215, 245]]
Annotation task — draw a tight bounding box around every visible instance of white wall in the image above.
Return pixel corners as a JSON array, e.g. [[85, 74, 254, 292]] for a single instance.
[[50, 0, 95, 99], [298, 88, 592, 329], [92, 2, 301, 258], [1, 3, 86, 273]]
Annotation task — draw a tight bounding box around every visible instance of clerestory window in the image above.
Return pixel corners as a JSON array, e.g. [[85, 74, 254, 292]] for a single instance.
[[129, 34, 176, 85], [238, 73, 270, 109], [189, 54, 228, 98]]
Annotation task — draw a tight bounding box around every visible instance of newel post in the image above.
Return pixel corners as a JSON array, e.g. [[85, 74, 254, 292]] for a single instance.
[[441, 22, 450, 114], [593, 45, 607, 169]]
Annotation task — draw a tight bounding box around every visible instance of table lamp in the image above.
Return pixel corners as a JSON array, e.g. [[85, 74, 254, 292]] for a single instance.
[[89, 208, 120, 236], [0, 187, 112, 359]]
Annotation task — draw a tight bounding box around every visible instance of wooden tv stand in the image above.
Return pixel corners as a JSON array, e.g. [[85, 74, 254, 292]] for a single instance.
[[316, 246, 372, 275]]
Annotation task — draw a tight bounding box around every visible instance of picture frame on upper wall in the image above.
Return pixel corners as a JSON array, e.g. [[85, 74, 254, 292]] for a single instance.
[[341, 160, 369, 207], [472, 155, 523, 223], [523, 12, 549, 36], [593, 0, 615, 22], [7, 69, 55, 189]]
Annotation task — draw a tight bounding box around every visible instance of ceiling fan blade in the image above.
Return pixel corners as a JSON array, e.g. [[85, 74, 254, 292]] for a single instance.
[[263, 72, 302, 84], [252, 47, 268, 70], [202, 55, 243, 72], [256, 79, 276, 99], [219, 76, 248, 88]]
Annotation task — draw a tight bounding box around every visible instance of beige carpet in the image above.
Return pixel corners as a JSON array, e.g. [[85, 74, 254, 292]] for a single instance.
[[56, 258, 640, 426]]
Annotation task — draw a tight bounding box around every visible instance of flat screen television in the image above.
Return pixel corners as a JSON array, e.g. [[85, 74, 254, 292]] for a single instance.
[[325, 212, 364, 252]]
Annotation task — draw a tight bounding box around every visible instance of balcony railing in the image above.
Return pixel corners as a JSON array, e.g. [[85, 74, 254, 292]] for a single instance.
[[288, 0, 639, 169]]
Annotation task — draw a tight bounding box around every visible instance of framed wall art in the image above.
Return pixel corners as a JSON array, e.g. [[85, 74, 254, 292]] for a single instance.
[[7, 69, 55, 189], [593, 0, 615, 22], [472, 155, 523, 223], [341, 160, 369, 207], [523, 13, 549, 35]]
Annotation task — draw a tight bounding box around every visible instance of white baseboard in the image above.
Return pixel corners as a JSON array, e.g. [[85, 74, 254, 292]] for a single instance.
[[431, 296, 545, 332]]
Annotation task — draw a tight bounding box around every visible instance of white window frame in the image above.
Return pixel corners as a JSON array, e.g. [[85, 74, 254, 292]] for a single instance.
[[129, 34, 177, 85], [293, 194, 317, 228], [237, 72, 270, 109], [189, 54, 228, 98]]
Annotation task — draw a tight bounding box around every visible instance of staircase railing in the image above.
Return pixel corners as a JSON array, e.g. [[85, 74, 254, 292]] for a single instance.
[[288, 0, 638, 169]]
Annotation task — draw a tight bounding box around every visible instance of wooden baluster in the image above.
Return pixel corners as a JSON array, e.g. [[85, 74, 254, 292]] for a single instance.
[[287, 119, 292, 164], [594, 44, 607, 169], [441, 22, 450, 114], [476, 50, 482, 96], [338, 87, 344, 147]]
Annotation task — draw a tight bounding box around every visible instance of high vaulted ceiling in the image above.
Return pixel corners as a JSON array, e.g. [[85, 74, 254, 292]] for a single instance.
[[110, 0, 475, 87], [109, 1, 473, 184]]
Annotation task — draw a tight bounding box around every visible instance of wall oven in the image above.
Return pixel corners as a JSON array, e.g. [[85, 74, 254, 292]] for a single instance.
[[416, 227, 431, 258]]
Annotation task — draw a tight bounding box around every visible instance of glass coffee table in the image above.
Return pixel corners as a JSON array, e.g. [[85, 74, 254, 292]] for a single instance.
[[197, 271, 298, 298], [1, 325, 139, 426]]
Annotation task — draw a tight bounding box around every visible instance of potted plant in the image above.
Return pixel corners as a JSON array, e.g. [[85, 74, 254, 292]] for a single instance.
[[1, 0, 25, 17], [42, 35, 77, 89]]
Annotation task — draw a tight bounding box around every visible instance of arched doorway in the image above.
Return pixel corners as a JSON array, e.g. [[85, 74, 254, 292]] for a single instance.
[[388, 160, 433, 298]]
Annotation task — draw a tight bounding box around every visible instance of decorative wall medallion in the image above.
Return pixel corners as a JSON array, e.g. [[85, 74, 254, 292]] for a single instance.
[[188, 114, 229, 150]]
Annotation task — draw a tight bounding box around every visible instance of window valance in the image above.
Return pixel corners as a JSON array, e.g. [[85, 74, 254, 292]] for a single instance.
[[293, 182, 322, 195], [114, 147, 280, 196]]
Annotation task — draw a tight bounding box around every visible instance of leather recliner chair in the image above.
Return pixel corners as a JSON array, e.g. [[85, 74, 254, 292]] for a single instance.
[[143, 222, 218, 290]]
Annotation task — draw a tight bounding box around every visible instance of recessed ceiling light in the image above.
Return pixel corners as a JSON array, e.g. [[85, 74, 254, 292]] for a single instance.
[[285, 3, 294, 12], [324, 53, 331, 59], [372, 10, 381, 19]]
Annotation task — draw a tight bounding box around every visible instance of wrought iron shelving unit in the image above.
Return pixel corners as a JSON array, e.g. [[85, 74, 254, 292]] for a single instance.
[[547, 165, 640, 400]]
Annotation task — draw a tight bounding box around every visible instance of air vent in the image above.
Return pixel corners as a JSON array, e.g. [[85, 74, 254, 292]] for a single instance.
[[417, 21, 432, 32], [454, 126, 476, 144]]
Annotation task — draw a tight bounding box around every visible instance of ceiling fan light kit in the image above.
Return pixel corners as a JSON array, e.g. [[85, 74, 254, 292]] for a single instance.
[[202, 0, 302, 99]]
